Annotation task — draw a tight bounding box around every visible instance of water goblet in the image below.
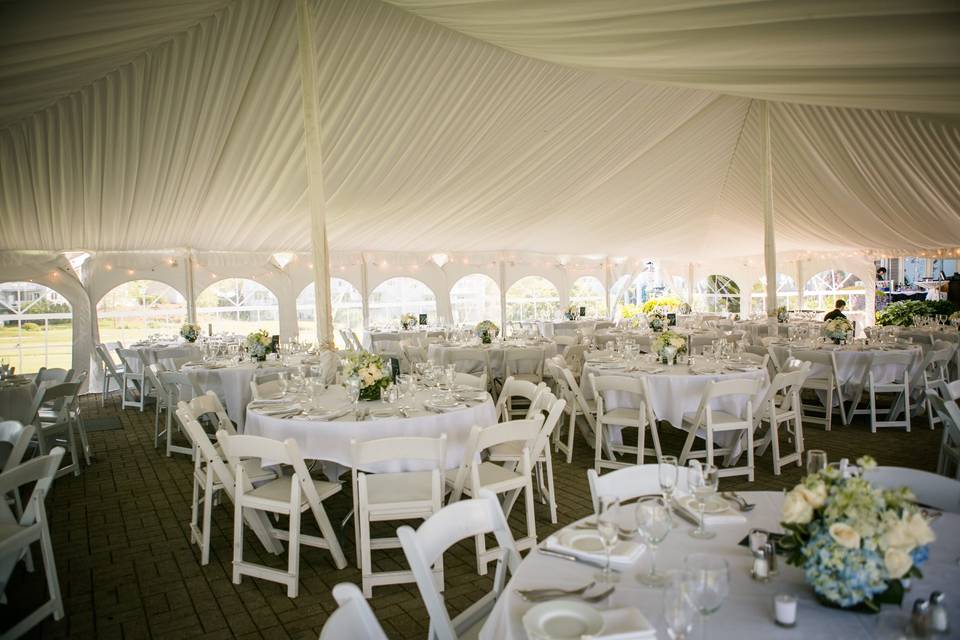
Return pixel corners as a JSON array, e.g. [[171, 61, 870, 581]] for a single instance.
[[346, 375, 361, 418], [684, 554, 729, 620], [687, 461, 718, 540], [595, 496, 621, 584], [635, 497, 672, 586], [659, 455, 679, 507], [663, 570, 697, 640], [806, 449, 828, 476]]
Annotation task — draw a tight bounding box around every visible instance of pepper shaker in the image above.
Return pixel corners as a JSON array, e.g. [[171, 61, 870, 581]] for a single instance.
[[929, 591, 948, 634], [764, 541, 778, 576], [912, 599, 931, 638]]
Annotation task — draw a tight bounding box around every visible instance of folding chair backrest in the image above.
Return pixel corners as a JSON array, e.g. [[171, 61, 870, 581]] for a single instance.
[[453, 371, 487, 390], [755, 363, 810, 420], [351, 435, 447, 470], [525, 393, 566, 462], [448, 418, 543, 502], [591, 373, 643, 397], [35, 368, 71, 386], [159, 370, 201, 403], [689, 377, 760, 425], [250, 378, 283, 400], [0, 420, 35, 473], [942, 380, 960, 401], [320, 583, 388, 640], [504, 348, 544, 378], [184, 391, 235, 435], [96, 344, 121, 374], [144, 364, 165, 396], [870, 350, 914, 382], [928, 389, 960, 430], [31, 381, 81, 423], [792, 350, 839, 381], [397, 492, 520, 640], [494, 376, 544, 420], [115, 348, 142, 372], [563, 345, 586, 373], [587, 464, 689, 513], [445, 349, 489, 376]]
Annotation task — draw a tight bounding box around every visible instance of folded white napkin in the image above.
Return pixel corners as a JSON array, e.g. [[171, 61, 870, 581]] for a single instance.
[[586, 608, 656, 640], [544, 530, 645, 570], [673, 494, 747, 526]]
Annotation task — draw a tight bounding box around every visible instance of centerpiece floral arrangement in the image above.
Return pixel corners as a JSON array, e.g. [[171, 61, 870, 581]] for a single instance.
[[341, 351, 391, 400], [779, 456, 935, 612], [564, 304, 581, 321], [824, 317, 853, 343], [245, 329, 274, 361], [775, 306, 789, 323], [475, 320, 499, 344], [652, 330, 686, 364], [180, 322, 201, 342], [647, 311, 666, 332], [950, 311, 960, 325], [400, 313, 417, 330]]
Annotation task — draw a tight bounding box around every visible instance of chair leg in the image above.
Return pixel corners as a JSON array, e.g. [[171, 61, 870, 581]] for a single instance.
[[869, 384, 877, 433], [678, 424, 698, 466], [39, 512, 65, 621], [637, 424, 646, 465], [649, 421, 663, 462], [232, 493, 244, 585], [771, 421, 782, 475], [594, 421, 604, 473], [565, 411, 576, 463], [544, 451, 558, 524], [201, 473, 214, 566], [288, 505, 301, 599], [75, 413, 91, 465], [359, 507, 373, 598], [524, 479, 537, 545], [746, 425, 755, 482]]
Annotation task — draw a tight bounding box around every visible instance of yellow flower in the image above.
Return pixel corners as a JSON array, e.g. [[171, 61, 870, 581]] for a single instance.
[[884, 548, 912, 579], [782, 489, 813, 524], [829, 523, 861, 549]]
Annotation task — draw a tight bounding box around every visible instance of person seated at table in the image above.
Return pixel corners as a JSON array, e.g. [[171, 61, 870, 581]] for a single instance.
[[823, 299, 847, 321]]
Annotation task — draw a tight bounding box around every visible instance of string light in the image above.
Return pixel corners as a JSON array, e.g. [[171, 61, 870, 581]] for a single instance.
[[105, 264, 113, 271]]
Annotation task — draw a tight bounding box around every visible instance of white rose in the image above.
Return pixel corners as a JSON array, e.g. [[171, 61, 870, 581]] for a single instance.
[[829, 523, 861, 549], [362, 371, 374, 386], [797, 482, 827, 508], [782, 489, 813, 525], [883, 519, 915, 551], [905, 513, 935, 547], [884, 548, 912, 579]]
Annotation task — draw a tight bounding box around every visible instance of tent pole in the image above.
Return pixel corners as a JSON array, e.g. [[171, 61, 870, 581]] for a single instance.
[[761, 100, 777, 316], [603, 260, 612, 320], [796, 259, 805, 311], [360, 254, 370, 330], [498, 259, 508, 334], [296, 0, 334, 349], [687, 262, 694, 307], [185, 249, 197, 324]]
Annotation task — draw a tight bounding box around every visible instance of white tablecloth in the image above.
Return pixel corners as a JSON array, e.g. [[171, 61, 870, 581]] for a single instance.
[[243, 386, 496, 478], [0, 379, 36, 423], [181, 361, 293, 429], [127, 342, 202, 371], [581, 361, 768, 428], [899, 328, 960, 346], [427, 342, 558, 379], [480, 491, 960, 640], [539, 320, 611, 338]]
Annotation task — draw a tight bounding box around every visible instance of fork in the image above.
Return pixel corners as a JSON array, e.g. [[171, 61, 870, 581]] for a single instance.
[[516, 581, 596, 599], [722, 491, 755, 511], [519, 585, 615, 604]]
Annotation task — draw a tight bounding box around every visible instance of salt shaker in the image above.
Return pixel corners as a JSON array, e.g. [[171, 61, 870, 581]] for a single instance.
[[929, 591, 948, 634], [912, 599, 931, 638], [764, 541, 778, 576], [751, 546, 770, 581]]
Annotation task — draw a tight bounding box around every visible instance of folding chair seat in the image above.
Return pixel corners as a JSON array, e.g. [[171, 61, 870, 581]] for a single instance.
[[590, 373, 662, 473]]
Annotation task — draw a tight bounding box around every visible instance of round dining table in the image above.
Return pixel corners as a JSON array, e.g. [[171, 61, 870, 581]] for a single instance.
[[480, 491, 960, 639], [0, 377, 37, 423], [427, 341, 558, 380], [180, 360, 294, 429], [243, 385, 496, 479]]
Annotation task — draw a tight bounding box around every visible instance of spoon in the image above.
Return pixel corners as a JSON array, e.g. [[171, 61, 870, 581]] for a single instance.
[[722, 491, 755, 512]]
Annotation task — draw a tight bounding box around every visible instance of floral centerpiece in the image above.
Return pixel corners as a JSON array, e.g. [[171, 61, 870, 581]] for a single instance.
[[245, 329, 274, 361], [652, 330, 686, 364], [647, 311, 666, 332], [824, 317, 853, 344], [564, 304, 580, 321], [775, 306, 789, 323], [180, 322, 201, 343], [950, 311, 960, 326], [341, 351, 391, 400], [400, 313, 417, 330], [475, 320, 499, 344], [780, 456, 935, 612]]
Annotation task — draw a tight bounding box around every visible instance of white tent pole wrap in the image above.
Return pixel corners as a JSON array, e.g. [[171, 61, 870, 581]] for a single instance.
[[296, 0, 334, 349], [185, 250, 197, 324], [796, 259, 805, 311], [687, 262, 695, 306], [761, 100, 777, 316]]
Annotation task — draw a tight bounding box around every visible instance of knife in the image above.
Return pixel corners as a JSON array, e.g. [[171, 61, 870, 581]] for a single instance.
[[538, 548, 620, 572], [671, 502, 700, 526]]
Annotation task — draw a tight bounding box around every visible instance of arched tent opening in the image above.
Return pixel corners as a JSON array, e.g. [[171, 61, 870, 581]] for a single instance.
[[196, 278, 279, 337], [97, 280, 186, 346], [568, 276, 607, 318], [450, 274, 501, 328], [506, 276, 560, 329], [369, 277, 437, 327], [804, 270, 866, 315], [297, 278, 363, 348], [750, 274, 799, 316], [0, 281, 73, 372], [613, 269, 686, 318], [695, 274, 741, 313]]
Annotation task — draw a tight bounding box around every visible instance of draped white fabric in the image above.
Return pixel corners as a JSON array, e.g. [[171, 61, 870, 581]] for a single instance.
[[386, 0, 960, 115], [0, 0, 958, 262]]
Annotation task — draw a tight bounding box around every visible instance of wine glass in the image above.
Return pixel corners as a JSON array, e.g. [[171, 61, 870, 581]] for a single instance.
[[345, 375, 361, 418], [595, 496, 621, 584], [276, 372, 289, 398], [806, 449, 828, 476], [663, 570, 697, 640], [635, 497, 672, 586], [687, 462, 718, 540], [659, 455, 679, 506], [684, 554, 729, 634]]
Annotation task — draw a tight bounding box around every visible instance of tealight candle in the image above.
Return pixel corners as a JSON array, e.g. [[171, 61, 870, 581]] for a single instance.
[[774, 594, 797, 628]]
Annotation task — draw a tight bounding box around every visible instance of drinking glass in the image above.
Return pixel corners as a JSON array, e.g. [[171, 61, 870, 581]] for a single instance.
[[346, 375, 361, 418], [806, 449, 828, 476], [635, 497, 672, 586], [687, 462, 718, 540], [595, 496, 621, 584], [276, 372, 289, 397], [684, 554, 729, 618], [659, 455, 679, 506], [663, 570, 697, 640]]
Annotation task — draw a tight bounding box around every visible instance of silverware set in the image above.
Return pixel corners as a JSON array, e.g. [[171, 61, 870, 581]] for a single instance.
[[516, 581, 614, 603], [721, 491, 755, 511]]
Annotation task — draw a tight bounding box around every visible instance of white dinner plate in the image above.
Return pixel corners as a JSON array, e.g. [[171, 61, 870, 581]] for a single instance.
[[522, 601, 604, 640], [429, 395, 459, 408], [369, 408, 395, 420], [589, 355, 619, 363], [555, 529, 607, 553], [676, 494, 729, 514]]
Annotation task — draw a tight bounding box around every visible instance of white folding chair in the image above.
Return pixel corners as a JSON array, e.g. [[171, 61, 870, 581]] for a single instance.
[[488, 391, 566, 523], [157, 370, 203, 457], [33, 368, 72, 387], [445, 417, 543, 575], [453, 371, 487, 390], [849, 351, 914, 432], [398, 491, 521, 640], [563, 344, 586, 379], [250, 378, 284, 400], [917, 345, 956, 429], [217, 431, 347, 597], [679, 378, 760, 480], [444, 348, 492, 384], [319, 582, 388, 640], [587, 464, 690, 514], [0, 448, 65, 639], [863, 466, 960, 513], [95, 343, 125, 406], [116, 348, 151, 411], [552, 334, 577, 356], [0, 420, 36, 550], [927, 390, 960, 480], [688, 334, 716, 356], [792, 350, 846, 430], [549, 359, 598, 464], [502, 347, 545, 385], [174, 403, 275, 565], [351, 435, 447, 597], [752, 364, 811, 475], [590, 373, 662, 473], [348, 330, 364, 351], [27, 381, 83, 478], [401, 340, 427, 374], [493, 376, 545, 422]]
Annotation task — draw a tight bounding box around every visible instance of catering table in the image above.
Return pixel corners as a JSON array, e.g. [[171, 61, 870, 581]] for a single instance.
[[898, 327, 960, 347], [427, 341, 558, 380], [180, 361, 293, 429], [480, 491, 960, 639], [0, 378, 37, 423], [243, 386, 496, 479], [126, 342, 202, 371]]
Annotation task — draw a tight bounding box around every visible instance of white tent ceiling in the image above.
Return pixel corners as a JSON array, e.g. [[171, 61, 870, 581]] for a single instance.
[[1, 0, 959, 260]]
